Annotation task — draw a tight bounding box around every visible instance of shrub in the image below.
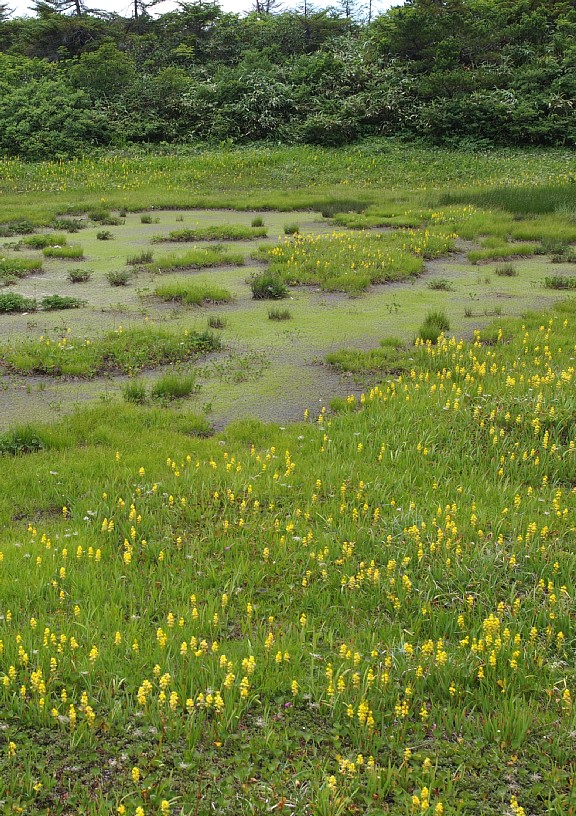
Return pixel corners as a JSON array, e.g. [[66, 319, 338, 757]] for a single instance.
[[268, 307, 292, 320], [141, 214, 155, 224], [43, 245, 84, 259], [208, 315, 227, 329], [251, 216, 264, 227], [151, 372, 197, 400], [127, 250, 153, 265], [123, 379, 147, 404], [284, 223, 300, 235], [96, 230, 113, 240], [495, 264, 518, 277], [418, 310, 450, 343], [107, 270, 131, 286], [0, 293, 37, 313], [251, 271, 289, 300], [0, 257, 43, 282], [68, 268, 92, 283], [40, 295, 85, 311]]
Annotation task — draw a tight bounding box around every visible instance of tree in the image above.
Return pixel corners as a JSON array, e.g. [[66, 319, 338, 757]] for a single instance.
[[31, 0, 88, 16]]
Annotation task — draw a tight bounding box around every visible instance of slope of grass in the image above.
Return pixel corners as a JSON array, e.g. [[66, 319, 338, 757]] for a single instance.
[[0, 301, 575, 814]]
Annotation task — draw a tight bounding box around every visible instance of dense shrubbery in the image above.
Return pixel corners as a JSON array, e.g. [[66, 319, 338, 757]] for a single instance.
[[0, 0, 575, 154]]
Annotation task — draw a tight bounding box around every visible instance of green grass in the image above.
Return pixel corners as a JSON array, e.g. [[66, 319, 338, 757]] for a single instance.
[[2, 142, 576, 815], [21, 233, 68, 249], [0, 326, 220, 377], [259, 229, 455, 295], [326, 337, 407, 373], [42, 245, 84, 259], [151, 372, 197, 400], [544, 275, 576, 290], [468, 242, 539, 264], [147, 246, 245, 273], [0, 302, 576, 813], [153, 225, 267, 242], [153, 280, 233, 306]]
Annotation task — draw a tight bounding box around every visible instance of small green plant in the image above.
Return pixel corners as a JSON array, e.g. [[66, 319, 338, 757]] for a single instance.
[[127, 250, 153, 265], [284, 223, 300, 235], [427, 277, 454, 290], [495, 264, 518, 276], [68, 268, 92, 283], [43, 245, 84, 259], [106, 270, 132, 287], [151, 372, 197, 400], [141, 213, 156, 224], [251, 271, 289, 300], [0, 293, 37, 313], [208, 315, 227, 329], [268, 307, 292, 320], [464, 306, 473, 317], [22, 233, 67, 249], [118, 208, 128, 218], [251, 216, 264, 227], [418, 309, 450, 343], [40, 295, 85, 311], [0, 424, 45, 455], [123, 379, 147, 404], [544, 275, 576, 289], [96, 230, 113, 240]]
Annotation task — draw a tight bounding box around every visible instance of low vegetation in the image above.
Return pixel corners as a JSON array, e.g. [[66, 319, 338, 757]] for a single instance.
[[148, 247, 244, 273], [0, 326, 220, 377], [154, 280, 233, 305], [153, 226, 267, 242]]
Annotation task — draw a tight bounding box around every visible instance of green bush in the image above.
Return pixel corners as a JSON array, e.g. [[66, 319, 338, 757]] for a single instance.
[[107, 270, 132, 287], [283, 223, 300, 235], [40, 295, 85, 311], [250, 271, 289, 300], [68, 268, 92, 283], [96, 230, 113, 240], [0, 293, 37, 313]]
